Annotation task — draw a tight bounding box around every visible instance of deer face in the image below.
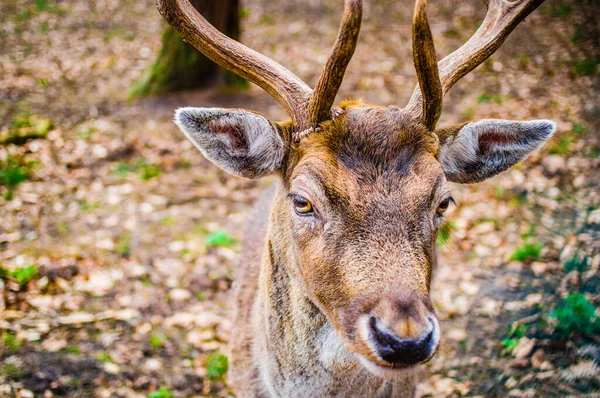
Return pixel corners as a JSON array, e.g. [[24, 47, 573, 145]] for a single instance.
[[280, 105, 444, 373], [175, 101, 554, 374]]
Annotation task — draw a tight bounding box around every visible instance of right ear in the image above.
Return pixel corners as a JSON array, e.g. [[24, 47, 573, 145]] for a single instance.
[[174, 107, 286, 179]]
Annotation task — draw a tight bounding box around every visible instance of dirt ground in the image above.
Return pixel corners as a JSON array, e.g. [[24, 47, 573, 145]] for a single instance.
[[1, 0, 599, 397]]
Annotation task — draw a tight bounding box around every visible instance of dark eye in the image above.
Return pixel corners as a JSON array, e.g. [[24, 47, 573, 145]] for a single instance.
[[437, 197, 453, 215], [292, 195, 313, 215]]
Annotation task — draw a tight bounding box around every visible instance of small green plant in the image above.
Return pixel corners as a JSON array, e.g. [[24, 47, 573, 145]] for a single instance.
[[135, 158, 162, 181], [116, 235, 131, 257], [148, 387, 174, 398], [572, 58, 598, 77], [35, 0, 63, 14], [501, 324, 527, 353], [206, 352, 229, 380], [3, 333, 21, 350], [63, 346, 81, 354], [205, 230, 237, 248], [160, 216, 177, 226], [1, 363, 23, 378], [546, 2, 571, 17], [0, 264, 39, 286], [80, 199, 99, 212], [563, 255, 590, 274], [477, 93, 503, 105], [572, 123, 586, 136], [97, 352, 113, 363], [195, 291, 205, 302], [0, 155, 30, 200], [112, 159, 162, 181], [437, 221, 457, 246], [510, 241, 543, 262], [57, 222, 69, 234], [549, 136, 572, 155], [149, 334, 165, 348], [549, 293, 599, 337], [77, 127, 94, 139], [112, 162, 136, 178]]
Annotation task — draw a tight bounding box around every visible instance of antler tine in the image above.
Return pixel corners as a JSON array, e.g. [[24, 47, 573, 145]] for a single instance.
[[404, 0, 546, 126], [309, 0, 363, 125], [412, 0, 442, 131], [155, 0, 313, 125]]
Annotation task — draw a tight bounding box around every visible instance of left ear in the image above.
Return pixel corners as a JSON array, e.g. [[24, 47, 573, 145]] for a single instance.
[[436, 119, 556, 184]]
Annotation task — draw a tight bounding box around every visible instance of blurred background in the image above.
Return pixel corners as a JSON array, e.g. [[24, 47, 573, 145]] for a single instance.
[[0, 0, 599, 397]]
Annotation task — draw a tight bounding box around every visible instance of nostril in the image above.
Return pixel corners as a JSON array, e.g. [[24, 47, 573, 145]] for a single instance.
[[368, 317, 435, 367], [369, 317, 396, 357]]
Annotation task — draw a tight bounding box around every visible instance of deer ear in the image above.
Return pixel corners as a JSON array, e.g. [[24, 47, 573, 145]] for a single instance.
[[437, 119, 556, 184], [174, 107, 285, 179]]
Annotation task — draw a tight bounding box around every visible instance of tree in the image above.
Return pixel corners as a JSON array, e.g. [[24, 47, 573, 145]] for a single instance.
[[131, 0, 245, 97]]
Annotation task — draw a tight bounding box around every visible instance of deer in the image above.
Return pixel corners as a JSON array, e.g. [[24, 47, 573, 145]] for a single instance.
[[155, 0, 555, 396]]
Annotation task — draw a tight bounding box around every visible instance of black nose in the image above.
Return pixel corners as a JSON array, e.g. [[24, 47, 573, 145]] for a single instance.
[[368, 317, 434, 366]]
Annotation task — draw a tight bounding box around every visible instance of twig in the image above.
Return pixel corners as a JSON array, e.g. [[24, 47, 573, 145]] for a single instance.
[[511, 313, 542, 329]]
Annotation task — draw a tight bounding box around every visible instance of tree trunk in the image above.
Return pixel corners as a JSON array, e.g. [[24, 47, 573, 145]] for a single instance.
[[131, 0, 245, 97]]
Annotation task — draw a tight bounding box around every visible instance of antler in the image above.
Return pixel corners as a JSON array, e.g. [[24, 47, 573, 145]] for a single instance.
[[155, 0, 363, 133], [412, 0, 442, 131], [309, 0, 362, 124], [405, 0, 546, 130]]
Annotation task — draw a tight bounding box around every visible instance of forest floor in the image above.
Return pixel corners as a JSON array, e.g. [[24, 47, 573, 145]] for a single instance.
[[1, 0, 599, 397]]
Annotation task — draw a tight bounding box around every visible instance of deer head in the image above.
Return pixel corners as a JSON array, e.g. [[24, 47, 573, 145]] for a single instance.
[[157, 0, 554, 375]]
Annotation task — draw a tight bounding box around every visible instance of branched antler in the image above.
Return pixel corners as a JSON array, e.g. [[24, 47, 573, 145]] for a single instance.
[[155, 0, 362, 133], [406, 0, 546, 130]]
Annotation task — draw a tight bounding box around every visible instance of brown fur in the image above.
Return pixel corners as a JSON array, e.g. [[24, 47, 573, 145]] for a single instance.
[[230, 102, 448, 397]]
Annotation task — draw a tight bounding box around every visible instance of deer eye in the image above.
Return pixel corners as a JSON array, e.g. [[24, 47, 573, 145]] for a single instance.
[[292, 195, 313, 215], [437, 197, 453, 215]]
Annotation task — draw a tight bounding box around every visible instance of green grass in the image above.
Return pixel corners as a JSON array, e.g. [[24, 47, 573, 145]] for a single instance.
[[206, 352, 229, 381], [34, 0, 64, 14], [563, 255, 590, 273], [3, 112, 52, 145], [548, 136, 572, 155], [116, 235, 131, 257], [112, 158, 162, 181], [477, 93, 503, 105], [77, 127, 95, 139], [3, 333, 21, 350], [205, 230, 237, 248], [0, 155, 30, 200], [509, 241, 543, 262], [572, 58, 598, 77], [572, 123, 586, 136], [501, 324, 527, 353], [80, 199, 99, 212], [549, 294, 599, 338], [1, 363, 23, 378], [0, 264, 39, 286], [149, 334, 165, 348], [148, 387, 173, 398], [97, 352, 113, 363], [62, 346, 81, 354], [549, 2, 572, 17]]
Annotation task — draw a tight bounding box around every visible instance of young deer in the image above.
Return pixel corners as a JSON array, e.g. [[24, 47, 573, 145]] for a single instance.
[[156, 0, 554, 396]]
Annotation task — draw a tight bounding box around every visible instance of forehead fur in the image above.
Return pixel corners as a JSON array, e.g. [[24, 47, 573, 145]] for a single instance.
[[285, 102, 438, 185]]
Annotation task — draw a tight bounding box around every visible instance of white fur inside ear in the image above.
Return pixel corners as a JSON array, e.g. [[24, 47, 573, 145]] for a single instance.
[[173, 107, 284, 178], [440, 119, 556, 183]]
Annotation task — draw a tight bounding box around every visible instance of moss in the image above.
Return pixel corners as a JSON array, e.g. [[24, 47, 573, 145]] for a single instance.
[[130, 21, 247, 97]]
